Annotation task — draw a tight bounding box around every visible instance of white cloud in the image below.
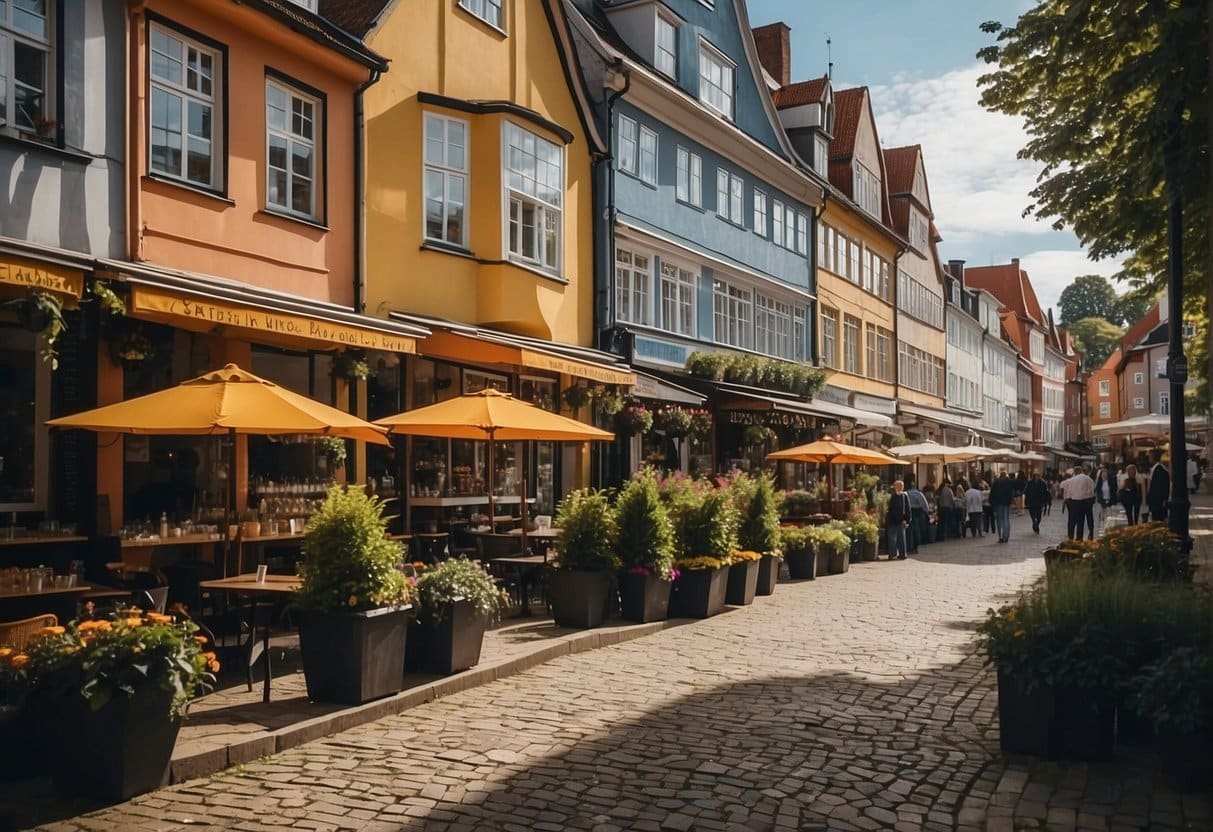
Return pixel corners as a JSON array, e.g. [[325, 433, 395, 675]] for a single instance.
[[1016, 250, 1128, 318]]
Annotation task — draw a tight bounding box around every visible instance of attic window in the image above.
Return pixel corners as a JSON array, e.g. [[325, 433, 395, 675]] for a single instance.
[[655, 12, 677, 79], [823, 90, 834, 134], [698, 40, 734, 120]]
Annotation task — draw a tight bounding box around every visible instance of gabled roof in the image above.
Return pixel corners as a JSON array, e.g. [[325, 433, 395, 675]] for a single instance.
[[249, 0, 386, 70], [883, 145, 919, 195], [828, 87, 865, 161], [772, 76, 827, 109], [318, 0, 393, 38], [966, 262, 1046, 326]]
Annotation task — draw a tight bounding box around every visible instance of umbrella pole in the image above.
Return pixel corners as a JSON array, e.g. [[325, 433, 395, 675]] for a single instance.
[[486, 429, 496, 531], [226, 428, 237, 577], [519, 441, 529, 554]]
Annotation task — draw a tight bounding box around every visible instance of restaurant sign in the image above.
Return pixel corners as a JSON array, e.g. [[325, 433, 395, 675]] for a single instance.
[[519, 349, 635, 386], [132, 287, 417, 353], [724, 410, 832, 431], [0, 257, 84, 297]]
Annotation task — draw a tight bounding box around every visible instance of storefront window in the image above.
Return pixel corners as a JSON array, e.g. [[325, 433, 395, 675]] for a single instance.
[[0, 324, 46, 509]]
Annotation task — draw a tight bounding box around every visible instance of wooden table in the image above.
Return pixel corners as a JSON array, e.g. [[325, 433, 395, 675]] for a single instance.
[[489, 554, 547, 618], [0, 584, 93, 624], [200, 574, 301, 703], [0, 535, 89, 547]]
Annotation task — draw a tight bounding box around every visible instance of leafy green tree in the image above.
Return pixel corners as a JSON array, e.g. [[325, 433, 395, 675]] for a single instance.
[[1057, 275, 1118, 325], [1065, 316, 1125, 370], [1112, 291, 1156, 328], [978, 0, 1209, 390]]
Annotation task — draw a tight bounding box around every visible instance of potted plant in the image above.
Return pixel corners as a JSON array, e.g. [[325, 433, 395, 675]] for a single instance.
[[781, 490, 818, 519], [816, 522, 853, 575], [407, 558, 507, 675], [848, 514, 879, 561], [653, 406, 693, 439], [318, 435, 348, 477], [333, 349, 371, 381], [733, 473, 783, 596], [1130, 647, 1212, 792], [562, 383, 592, 410], [1, 290, 66, 369], [613, 470, 676, 623], [779, 526, 817, 580], [5, 611, 216, 801], [614, 402, 653, 436], [109, 327, 155, 370], [687, 409, 714, 440], [293, 485, 413, 704], [725, 549, 763, 606], [665, 480, 737, 618], [550, 489, 618, 629]]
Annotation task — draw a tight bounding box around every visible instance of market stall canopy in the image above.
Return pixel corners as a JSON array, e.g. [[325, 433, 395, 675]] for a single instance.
[[767, 440, 902, 466], [888, 441, 982, 463], [1090, 413, 1210, 436], [48, 363, 389, 445], [374, 388, 614, 442]]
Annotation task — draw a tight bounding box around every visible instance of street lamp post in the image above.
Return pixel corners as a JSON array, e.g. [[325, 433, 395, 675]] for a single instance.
[[1163, 112, 1190, 551]]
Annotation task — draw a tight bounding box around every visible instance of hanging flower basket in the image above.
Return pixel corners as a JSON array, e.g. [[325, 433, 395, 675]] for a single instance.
[[333, 349, 370, 381], [687, 409, 714, 439], [109, 329, 154, 368], [615, 403, 653, 436], [653, 406, 693, 438], [562, 384, 592, 410]]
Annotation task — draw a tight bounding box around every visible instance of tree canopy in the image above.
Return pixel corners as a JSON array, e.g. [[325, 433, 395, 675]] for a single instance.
[[1057, 275, 1118, 325], [1065, 317, 1125, 370], [978, 0, 1210, 396]]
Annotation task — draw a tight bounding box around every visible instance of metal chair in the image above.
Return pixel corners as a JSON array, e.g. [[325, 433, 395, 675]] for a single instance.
[[0, 614, 57, 650]]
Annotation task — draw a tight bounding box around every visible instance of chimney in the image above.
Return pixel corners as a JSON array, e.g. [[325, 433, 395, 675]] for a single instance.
[[1011, 257, 1020, 266], [752, 22, 791, 87], [947, 259, 966, 282]]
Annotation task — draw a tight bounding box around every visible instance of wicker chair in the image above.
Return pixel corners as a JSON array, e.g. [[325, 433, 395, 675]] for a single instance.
[[0, 613, 58, 650]]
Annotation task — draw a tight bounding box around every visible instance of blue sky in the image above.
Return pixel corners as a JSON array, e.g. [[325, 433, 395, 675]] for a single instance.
[[745, 0, 1125, 316]]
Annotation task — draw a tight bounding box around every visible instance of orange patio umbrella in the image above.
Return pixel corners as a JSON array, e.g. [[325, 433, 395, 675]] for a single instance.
[[48, 364, 389, 568], [767, 440, 902, 466], [375, 389, 614, 545]]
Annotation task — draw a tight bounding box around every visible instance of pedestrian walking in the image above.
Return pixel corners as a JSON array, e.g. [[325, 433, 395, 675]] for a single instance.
[[885, 480, 911, 561], [936, 478, 956, 540], [1023, 470, 1050, 534], [906, 481, 929, 553], [1013, 470, 1027, 516], [1147, 451, 1170, 523], [963, 480, 984, 537], [990, 471, 1015, 543], [1094, 467, 1114, 532], [1118, 463, 1143, 525], [981, 479, 994, 534], [1062, 465, 1096, 540]]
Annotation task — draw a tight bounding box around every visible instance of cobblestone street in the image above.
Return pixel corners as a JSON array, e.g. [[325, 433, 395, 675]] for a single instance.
[[26, 496, 1213, 832]]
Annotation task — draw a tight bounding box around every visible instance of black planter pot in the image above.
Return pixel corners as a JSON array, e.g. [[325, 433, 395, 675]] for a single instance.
[[298, 605, 410, 705], [406, 598, 488, 675], [784, 547, 817, 580], [549, 570, 614, 629], [1157, 725, 1213, 793], [997, 670, 1056, 756], [668, 567, 728, 618], [824, 546, 851, 575], [755, 555, 781, 596], [725, 560, 759, 606], [860, 540, 878, 562], [848, 539, 862, 563], [48, 683, 180, 802], [618, 571, 671, 623]]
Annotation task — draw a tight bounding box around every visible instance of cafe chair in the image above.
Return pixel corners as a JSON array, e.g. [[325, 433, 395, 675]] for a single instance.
[[411, 533, 449, 565], [135, 586, 170, 614], [0, 613, 58, 650]]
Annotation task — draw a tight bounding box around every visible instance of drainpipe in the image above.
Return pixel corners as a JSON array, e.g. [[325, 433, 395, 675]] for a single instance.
[[809, 192, 829, 367], [353, 67, 383, 315], [600, 60, 630, 335]]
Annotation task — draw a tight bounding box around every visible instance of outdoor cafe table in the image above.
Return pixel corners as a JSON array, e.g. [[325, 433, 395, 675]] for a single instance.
[[199, 574, 300, 703], [0, 583, 93, 625], [488, 554, 547, 618]]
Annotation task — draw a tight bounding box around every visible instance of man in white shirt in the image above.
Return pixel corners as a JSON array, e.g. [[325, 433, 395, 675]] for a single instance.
[[1061, 464, 1096, 540], [1187, 456, 1199, 492]]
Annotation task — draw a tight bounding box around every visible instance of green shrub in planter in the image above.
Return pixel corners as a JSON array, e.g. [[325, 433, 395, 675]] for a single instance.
[[1131, 647, 1213, 791], [412, 558, 507, 626], [664, 478, 738, 562], [409, 558, 506, 674], [613, 470, 675, 578], [550, 489, 618, 628], [732, 473, 783, 556], [781, 490, 816, 517]]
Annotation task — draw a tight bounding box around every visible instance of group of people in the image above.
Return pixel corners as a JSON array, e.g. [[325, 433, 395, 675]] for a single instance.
[[879, 449, 1203, 555]]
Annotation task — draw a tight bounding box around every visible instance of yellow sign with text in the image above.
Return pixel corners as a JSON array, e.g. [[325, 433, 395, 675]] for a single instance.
[[519, 349, 635, 386], [132, 286, 417, 353], [0, 257, 84, 297]]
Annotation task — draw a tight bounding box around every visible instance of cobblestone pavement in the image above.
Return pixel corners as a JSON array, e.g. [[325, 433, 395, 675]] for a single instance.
[[28, 496, 1213, 832]]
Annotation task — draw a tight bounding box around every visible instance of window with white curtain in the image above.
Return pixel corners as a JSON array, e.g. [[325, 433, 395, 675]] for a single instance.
[[753, 189, 767, 237], [638, 124, 657, 185], [655, 13, 677, 78], [676, 146, 701, 206], [617, 114, 637, 176]]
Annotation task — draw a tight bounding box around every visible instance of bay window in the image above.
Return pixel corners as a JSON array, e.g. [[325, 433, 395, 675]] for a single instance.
[[615, 246, 651, 326], [505, 122, 563, 272], [660, 260, 696, 336], [423, 113, 468, 246]]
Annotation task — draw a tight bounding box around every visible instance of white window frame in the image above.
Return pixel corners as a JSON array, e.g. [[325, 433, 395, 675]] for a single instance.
[[675, 146, 701, 207], [821, 307, 838, 369], [793, 307, 806, 362], [909, 208, 928, 253], [638, 124, 657, 186], [615, 245, 652, 326], [654, 12, 677, 79], [813, 134, 828, 178], [422, 112, 469, 247], [266, 77, 320, 220], [752, 189, 767, 237], [1099, 401, 1111, 419], [697, 39, 734, 119], [660, 259, 696, 337], [713, 279, 752, 349], [854, 162, 880, 218], [755, 293, 792, 359], [1132, 396, 1145, 410], [503, 121, 563, 273], [795, 213, 808, 255], [715, 167, 743, 225], [1159, 392, 1170, 415], [1098, 379, 1109, 397], [772, 200, 784, 248], [1134, 371, 1144, 385], [149, 23, 223, 190], [458, 0, 504, 31], [843, 314, 860, 374], [0, 0, 53, 133], [617, 114, 637, 176]]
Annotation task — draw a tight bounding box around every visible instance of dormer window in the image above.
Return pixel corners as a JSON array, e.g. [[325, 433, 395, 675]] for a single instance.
[[909, 208, 928, 253], [823, 89, 834, 134], [813, 134, 828, 178], [655, 12, 677, 78], [853, 162, 880, 218], [698, 39, 734, 120]]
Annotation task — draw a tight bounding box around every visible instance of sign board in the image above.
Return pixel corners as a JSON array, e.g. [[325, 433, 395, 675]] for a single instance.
[[850, 393, 898, 415], [632, 335, 691, 369], [1167, 356, 1189, 385], [0, 256, 84, 297]]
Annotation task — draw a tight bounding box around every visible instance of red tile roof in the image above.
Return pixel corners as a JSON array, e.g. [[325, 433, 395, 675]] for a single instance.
[[319, 0, 391, 37], [828, 87, 866, 160], [883, 145, 919, 195], [1118, 303, 1161, 353], [965, 262, 1046, 325], [772, 76, 827, 109]]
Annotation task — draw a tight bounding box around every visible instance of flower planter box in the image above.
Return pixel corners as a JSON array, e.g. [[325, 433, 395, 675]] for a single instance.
[[995, 671, 1115, 760], [668, 567, 728, 618], [860, 540, 878, 561], [47, 683, 180, 802], [298, 605, 411, 705], [784, 547, 817, 580], [549, 570, 614, 629], [725, 560, 760, 606], [406, 598, 488, 675], [996, 669, 1056, 756], [823, 546, 851, 575], [756, 555, 781, 595], [618, 572, 671, 623]]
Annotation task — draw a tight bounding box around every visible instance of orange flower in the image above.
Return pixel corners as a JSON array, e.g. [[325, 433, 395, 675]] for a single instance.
[[9, 654, 29, 669], [78, 619, 111, 632], [207, 659, 221, 673], [194, 635, 209, 644], [145, 612, 172, 624], [123, 617, 143, 628], [347, 595, 358, 607], [0, 647, 13, 660], [38, 625, 66, 636]]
